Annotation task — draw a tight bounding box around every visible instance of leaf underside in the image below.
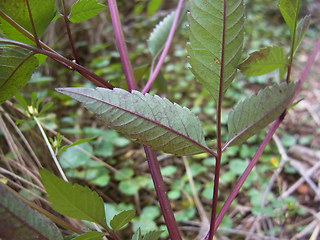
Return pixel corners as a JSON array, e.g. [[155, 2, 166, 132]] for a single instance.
[[56, 87, 209, 156], [0, 45, 39, 103], [293, 15, 310, 54], [187, 0, 244, 102], [40, 169, 108, 229], [228, 82, 296, 146], [238, 46, 286, 77], [0, 182, 63, 240]]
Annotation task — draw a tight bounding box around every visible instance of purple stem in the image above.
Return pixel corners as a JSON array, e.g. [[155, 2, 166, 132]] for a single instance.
[[25, 0, 41, 49], [142, 0, 185, 94], [144, 146, 182, 240], [212, 35, 320, 234], [107, 0, 137, 91], [107, 1, 182, 239]]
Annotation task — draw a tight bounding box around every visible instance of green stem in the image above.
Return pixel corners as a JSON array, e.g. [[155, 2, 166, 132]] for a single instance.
[[33, 116, 68, 182]]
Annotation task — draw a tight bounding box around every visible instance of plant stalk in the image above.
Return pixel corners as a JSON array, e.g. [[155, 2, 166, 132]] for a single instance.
[[142, 0, 185, 94], [25, 0, 41, 48], [107, 0, 137, 91], [213, 35, 320, 233]]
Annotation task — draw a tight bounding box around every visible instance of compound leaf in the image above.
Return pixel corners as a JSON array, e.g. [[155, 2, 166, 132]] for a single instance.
[[0, 0, 56, 44], [56, 87, 210, 156], [110, 209, 136, 230], [0, 44, 38, 103], [187, 0, 244, 102], [228, 82, 296, 146], [238, 46, 286, 77], [69, 0, 105, 23], [40, 169, 108, 229], [0, 182, 63, 240]]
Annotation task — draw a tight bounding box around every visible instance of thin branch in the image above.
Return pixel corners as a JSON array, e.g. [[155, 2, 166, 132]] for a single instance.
[[107, 0, 137, 91], [142, 0, 185, 94], [0, 39, 114, 89], [60, 0, 79, 63], [25, 0, 41, 48]]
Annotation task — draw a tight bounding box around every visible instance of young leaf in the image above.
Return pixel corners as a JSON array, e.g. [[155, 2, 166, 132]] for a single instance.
[[143, 231, 163, 240], [279, 0, 300, 39], [56, 87, 211, 156], [0, 0, 56, 44], [227, 82, 296, 146], [292, 15, 310, 54], [147, 0, 162, 16], [132, 228, 142, 240], [0, 182, 63, 240], [147, 7, 186, 57], [72, 231, 105, 240], [60, 136, 98, 153], [110, 209, 136, 230], [0, 45, 39, 103], [238, 46, 286, 77], [187, 0, 244, 102], [40, 169, 108, 229], [69, 0, 105, 23]]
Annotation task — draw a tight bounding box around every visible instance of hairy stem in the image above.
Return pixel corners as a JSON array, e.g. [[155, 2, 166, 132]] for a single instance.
[[107, 0, 137, 91], [214, 35, 320, 232], [142, 0, 184, 94], [25, 0, 41, 48]]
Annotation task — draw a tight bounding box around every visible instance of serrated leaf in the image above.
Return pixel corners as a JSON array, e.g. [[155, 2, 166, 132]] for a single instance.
[[110, 209, 136, 230], [147, 6, 186, 57], [0, 45, 39, 103], [72, 231, 105, 240], [238, 46, 286, 77], [69, 0, 105, 23], [279, 0, 300, 39], [142, 230, 163, 240], [40, 169, 108, 229], [227, 82, 296, 146], [0, 0, 56, 44], [56, 87, 210, 156], [293, 15, 310, 54], [132, 228, 142, 240], [187, 0, 244, 102], [0, 182, 63, 240]]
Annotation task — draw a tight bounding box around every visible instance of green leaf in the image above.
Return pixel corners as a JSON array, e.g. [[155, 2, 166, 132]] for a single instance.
[[110, 209, 136, 230], [69, 0, 105, 23], [238, 46, 286, 77], [0, 45, 38, 103], [40, 169, 108, 229], [147, 7, 186, 57], [59, 142, 93, 168], [0, 182, 63, 240], [56, 87, 210, 156], [293, 15, 310, 54], [147, 0, 162, 16], [73, 231, 105, 240], [132, 228, 142, 240], [143, 231, 163, 240], [60, 136, 98, 153], [279, 0, 300, 40], [0, 0, 56, 44], [187, 0, 244, 102], [227, 82, 296, 146]]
